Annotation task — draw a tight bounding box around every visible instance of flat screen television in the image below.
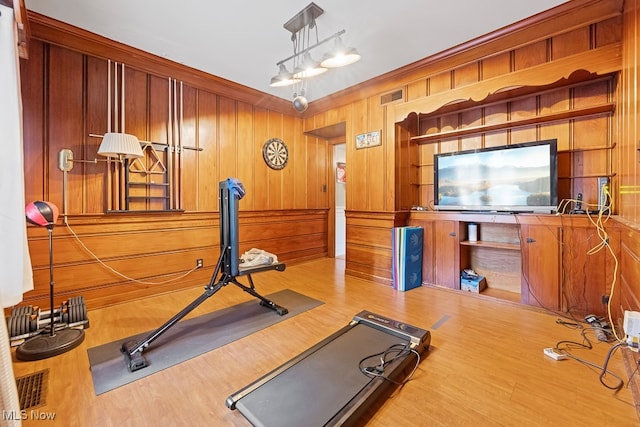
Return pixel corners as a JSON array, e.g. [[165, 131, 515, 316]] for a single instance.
[[433, 139, 558, 213]]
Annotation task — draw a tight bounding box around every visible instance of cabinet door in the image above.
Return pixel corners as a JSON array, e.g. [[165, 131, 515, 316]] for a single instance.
[[521, 224, 561, 309], [562, 225, 620, 317], [434, 220, 460, 289], [418, 220, 435, 285]]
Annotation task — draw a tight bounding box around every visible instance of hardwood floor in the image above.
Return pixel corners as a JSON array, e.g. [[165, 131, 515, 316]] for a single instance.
[[9, 257, 639, 426]]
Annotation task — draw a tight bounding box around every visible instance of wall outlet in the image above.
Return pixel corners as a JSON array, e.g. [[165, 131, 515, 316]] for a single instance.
[[196, 259, 203, 269]]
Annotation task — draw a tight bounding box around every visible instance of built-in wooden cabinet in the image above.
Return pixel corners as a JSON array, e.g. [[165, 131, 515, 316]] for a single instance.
[[415, 217, 465, 289], [520, 223, 561, 310], [408, 211, 618, 317], [459, 221, 521, 301], [433, 220, 462, 289]]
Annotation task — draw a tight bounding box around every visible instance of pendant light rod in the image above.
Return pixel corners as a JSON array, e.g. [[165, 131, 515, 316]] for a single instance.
[[275, 29, 346, 67]]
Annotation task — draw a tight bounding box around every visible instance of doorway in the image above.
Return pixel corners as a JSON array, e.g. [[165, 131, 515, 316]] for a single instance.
[[334, 143, 346, 258]]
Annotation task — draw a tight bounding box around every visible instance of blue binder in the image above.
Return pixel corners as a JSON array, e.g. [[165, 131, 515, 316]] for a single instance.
[[392, 226, 423, 291]]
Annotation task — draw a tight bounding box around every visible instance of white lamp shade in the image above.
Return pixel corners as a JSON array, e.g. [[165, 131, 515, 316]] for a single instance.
[[97, 133, 144, 159], [292, 53, 328, 79], [320, 38, 361, 68], [270, 75, 299, 87], [270, 64, 300, 87]]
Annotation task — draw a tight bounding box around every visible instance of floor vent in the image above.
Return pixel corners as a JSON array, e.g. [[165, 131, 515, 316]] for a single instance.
[[16, 369, 48, 410], [380, 89, 404, 105]]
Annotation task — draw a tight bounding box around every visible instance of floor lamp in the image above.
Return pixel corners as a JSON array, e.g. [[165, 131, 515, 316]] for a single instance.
[[17, 201, 85, 360]]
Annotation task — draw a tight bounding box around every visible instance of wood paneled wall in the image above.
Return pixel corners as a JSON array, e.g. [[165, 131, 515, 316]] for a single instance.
[[344, 210, 408, 285], [305, 0, 627, 286], [412, 76, 616, 209], [18, 14, 330, 310], [21, 37, 329, 214], [387, 11, 622, 212], [306, 0, 623, 215], [17, 1, 640, 318], [621, 0, 640, 224], [24, 209, 328, 310], [619, 0, 640, 319]]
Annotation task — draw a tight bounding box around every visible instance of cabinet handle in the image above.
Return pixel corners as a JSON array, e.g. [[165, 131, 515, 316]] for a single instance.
[[449, 232, 456, 237], [526, 237, 536, 243]]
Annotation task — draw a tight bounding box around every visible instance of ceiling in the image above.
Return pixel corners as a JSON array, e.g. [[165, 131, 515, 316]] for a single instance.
[[25, 0, 568, 104]]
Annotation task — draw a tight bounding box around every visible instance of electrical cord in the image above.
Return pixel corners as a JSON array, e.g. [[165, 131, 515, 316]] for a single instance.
[[553, 324, 626, 391], [557, 342, 626, 391], [627, 360, 640, 386], [555, 318, 582, 330], [65, 222, 199, 285], [359, 343, 421, 385], [555, 186, 624, 343], [554, 325, 594, 351], [598, 342, 626, 390]]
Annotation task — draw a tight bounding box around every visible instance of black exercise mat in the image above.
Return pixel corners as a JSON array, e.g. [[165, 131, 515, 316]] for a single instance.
[[87, 289, 323, 395]]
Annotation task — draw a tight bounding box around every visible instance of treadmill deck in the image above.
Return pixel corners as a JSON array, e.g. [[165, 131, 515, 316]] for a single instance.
[[227, 311, 430, 427]]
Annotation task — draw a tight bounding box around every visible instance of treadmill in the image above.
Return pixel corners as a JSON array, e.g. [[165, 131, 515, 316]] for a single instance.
[[226, 310, 431, 427]]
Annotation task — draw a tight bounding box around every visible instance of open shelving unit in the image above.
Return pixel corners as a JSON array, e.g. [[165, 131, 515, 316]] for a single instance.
[[458, 221, 522, 301]]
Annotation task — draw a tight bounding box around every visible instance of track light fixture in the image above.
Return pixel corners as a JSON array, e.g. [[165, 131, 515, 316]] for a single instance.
[[269, 2, 361, 112]]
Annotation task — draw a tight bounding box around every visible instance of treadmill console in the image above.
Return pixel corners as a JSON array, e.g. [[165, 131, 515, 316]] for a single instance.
[[353, 310, 430, 352]]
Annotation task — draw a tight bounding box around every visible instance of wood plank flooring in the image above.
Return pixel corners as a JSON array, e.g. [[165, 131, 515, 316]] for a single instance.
[[9, 257, 639, 426]]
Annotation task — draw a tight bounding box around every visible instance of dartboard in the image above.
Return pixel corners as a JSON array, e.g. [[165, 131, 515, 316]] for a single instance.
[[262, 138, 289, 170]]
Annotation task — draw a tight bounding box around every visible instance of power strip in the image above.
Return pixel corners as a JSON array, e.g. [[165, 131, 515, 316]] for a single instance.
[[544, 348, 567, 360]]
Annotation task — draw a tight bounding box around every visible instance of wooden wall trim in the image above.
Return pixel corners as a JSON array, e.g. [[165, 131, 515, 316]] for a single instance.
[[25, 11, 293, 114], [0, 0, 29, 58]]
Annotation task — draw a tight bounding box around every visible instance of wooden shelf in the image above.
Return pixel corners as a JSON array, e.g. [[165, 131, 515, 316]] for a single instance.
[[460, 240, 520, 251], [128, 196, 170, 200], [411, 103, 615, 144], [128, 182, 169, 187], [481, 287, 521, 304]]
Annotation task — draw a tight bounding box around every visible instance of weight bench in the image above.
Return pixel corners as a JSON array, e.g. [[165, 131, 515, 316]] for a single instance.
[[121, 178, 288, 372]]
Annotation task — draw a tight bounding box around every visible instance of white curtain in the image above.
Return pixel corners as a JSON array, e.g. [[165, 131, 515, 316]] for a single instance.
[[0, 3, 31, 426], [0, 5, 32, 307]]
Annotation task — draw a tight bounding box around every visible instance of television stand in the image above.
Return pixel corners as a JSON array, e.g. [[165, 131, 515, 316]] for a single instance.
[[407, 210, 563, 310]]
